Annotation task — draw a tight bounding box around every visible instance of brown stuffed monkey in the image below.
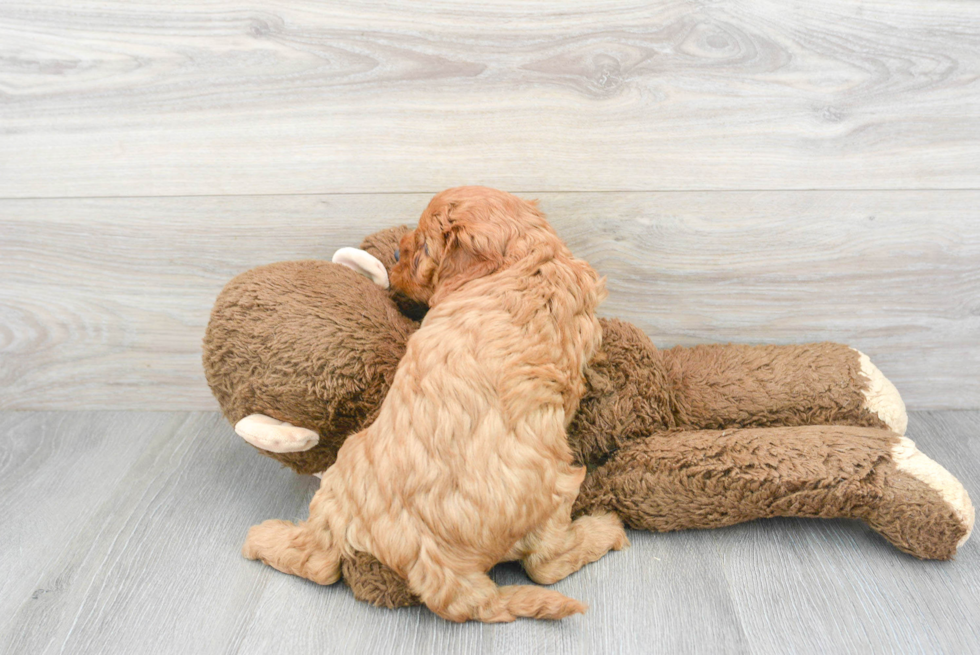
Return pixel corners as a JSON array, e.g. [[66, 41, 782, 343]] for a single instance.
[[203, 225, 973, 609]]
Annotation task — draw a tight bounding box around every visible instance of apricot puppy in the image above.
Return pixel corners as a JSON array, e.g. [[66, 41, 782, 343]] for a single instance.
[[242, 186, 627, 622]]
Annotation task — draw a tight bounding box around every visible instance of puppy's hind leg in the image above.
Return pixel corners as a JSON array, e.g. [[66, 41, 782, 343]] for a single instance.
[[242, 519, 341, 585], [521, 512, 629, 585], [408, 552, 585, 622], [519, 467, 629, 585]]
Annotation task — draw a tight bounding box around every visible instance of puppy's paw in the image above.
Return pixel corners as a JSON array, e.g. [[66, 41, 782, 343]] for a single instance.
[[235, 414, 319, 453], [589, 512, 630, 551], [241, 522, 269, 560]]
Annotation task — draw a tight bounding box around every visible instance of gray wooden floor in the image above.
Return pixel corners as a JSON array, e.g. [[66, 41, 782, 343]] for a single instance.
[[1, 410, 977, 655]]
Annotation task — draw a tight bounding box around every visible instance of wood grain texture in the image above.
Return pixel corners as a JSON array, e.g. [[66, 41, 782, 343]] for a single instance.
[[2, 191, 978, 410], [0, 410, 976, 654], [0, 412, 176, 622], [717, 411, 980, 654], [0, 412, 315, 655], [2, 0, 979, 197]]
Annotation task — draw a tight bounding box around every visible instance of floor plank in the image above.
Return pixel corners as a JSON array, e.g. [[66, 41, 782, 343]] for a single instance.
[[2, 0, 979, 197], [3, 191, 978, 410], [0, 412, 180, 621], [0, 411, 976, 654], [716, 411, 980, 654], [0, 412, 314, 655], [235, 531, 749, 655]]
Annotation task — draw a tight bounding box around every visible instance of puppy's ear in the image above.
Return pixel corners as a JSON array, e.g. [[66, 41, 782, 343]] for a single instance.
[[431, 204, 506, 303]]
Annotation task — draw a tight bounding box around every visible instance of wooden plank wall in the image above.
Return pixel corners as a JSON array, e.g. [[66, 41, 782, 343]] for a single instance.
[[1, 1, 979, 410]]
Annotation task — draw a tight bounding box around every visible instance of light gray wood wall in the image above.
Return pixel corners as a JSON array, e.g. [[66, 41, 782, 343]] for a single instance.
[[2, 1, 979, 410]]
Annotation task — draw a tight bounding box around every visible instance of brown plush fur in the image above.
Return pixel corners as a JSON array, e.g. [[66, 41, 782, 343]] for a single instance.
[[240, 188, 627, 622], [566, 319, 887, 469], [203, 208, 972, 611], [204, 261, 885, 477]]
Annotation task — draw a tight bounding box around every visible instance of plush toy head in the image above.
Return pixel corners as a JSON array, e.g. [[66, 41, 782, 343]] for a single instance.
[[202, 227, 422, 474]]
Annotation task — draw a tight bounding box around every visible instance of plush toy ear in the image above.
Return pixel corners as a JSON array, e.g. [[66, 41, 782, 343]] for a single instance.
[[235, 414, 319, 453], [332, 247, 390, 289]]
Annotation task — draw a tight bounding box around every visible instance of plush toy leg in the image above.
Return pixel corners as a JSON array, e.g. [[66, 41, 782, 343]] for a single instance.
[[235, 414, 319, 453], [659, 343, 907, 434], [574, 426, 973, 560]]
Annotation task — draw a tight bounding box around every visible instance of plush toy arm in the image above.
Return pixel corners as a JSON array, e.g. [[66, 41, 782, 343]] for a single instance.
[[660, 343, 907, 434], [574, 425, 973, 560]]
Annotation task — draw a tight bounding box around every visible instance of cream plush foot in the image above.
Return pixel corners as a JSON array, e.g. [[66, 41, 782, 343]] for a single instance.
[[854, 350, 908, 435], [891, 436, 974, 550], [235, 414, 320, 453]]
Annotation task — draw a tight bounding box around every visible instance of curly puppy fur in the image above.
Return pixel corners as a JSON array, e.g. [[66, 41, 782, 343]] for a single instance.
[[242, 187, 628, 622]]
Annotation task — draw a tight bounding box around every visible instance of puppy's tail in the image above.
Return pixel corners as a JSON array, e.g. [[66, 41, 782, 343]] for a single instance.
[[413, 562, 586, 622]]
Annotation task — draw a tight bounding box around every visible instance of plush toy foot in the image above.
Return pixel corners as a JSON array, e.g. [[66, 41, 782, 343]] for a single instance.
[[869, 436, 974, 558], [855, 350, 908, 435], [235, 414, 320, 453]]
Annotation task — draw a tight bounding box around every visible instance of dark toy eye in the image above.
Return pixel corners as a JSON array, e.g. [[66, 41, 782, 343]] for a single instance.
[[394, 249, 400, 262]]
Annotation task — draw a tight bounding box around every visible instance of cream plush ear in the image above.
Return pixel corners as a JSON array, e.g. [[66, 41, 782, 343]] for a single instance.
[[235, 414, 319, 453], [332, 247, 389, 289]]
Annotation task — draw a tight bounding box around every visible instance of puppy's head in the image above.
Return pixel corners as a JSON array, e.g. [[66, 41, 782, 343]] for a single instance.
[[390, 186, 551, 305]]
